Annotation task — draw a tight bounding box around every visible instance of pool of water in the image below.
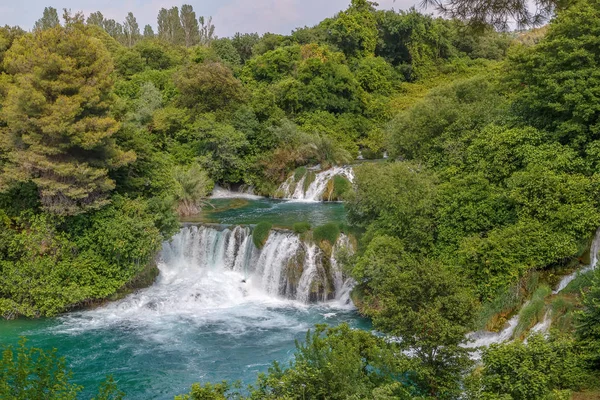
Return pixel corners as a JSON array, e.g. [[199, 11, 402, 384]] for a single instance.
[[0, 197, 365, 399], [184, 198, 347, 228], [0, 298, 367, 399]]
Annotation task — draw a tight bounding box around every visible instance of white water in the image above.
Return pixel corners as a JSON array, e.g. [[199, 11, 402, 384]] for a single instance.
[[277, 166, 355, 201], [160, 225, 351, 304], [211, 185, 263, 199]]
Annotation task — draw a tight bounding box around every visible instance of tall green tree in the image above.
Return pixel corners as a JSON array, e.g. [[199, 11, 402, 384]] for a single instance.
[[33, 7, 60, 31], [199, 16, 216, 45], [180, 4, 200, 47], [143, 24, 154, 38], [123, 12, 140, 47], [86, 11, 104, 27], [0, 26, 134, 215]]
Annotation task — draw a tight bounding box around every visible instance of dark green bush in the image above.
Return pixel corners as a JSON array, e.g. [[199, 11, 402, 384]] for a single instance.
[[313, 222, 341, 245], [253, 222, 273, 248]]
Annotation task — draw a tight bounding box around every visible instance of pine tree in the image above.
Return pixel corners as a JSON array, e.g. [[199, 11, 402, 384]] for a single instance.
[[33, 7, 60, 31], [0, 26, 134, 215], [180, 4, 200, 47]]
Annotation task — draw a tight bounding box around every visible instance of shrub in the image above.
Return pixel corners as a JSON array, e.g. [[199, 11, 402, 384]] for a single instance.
[[293, 222, 311, 234], [313, 222, 341, 245], [253, 222, 273, 248]]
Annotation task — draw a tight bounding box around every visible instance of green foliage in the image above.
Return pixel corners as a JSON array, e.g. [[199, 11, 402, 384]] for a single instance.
[[325, 0, 378, 58], [175, 61, 245, 112], [292, 222, 311, 234], [313, 222, 341, 245], [577, 268, 600, 370], [0, 25, 134, 215], [175, 382, 238, 400], [509, 0, 600, 150], [248, 324, 413, 400], [468, 334, 592, 400], [252, 222, 272, 248], [353, 235, 478, 398], [347, 162, 437, 254], [0, 197, 162, 318], [0, 338, 81, 399]]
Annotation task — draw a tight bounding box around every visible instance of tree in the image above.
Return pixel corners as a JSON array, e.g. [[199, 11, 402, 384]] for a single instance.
[[353, 236, 478, 398], [199, 16, 216, 45], [467, 334, 590, 399], [0, 26, 134, 215], [157, 7, 184, 45], [248, 324, 414, 399], [123, 12, 140, 47], [86, 11, 105, 27], [422, 0, 557, 30], [509, 0, 600, 152], [231, 32, 260, 64], [326, 0, 378, 58], [33, 7, 60, 31], [103, 19, 124, 43], [0, 338, 81, 399], [174, 61, 245, 112], [143, 24, 154, 38], [180, 4, 200, 47]]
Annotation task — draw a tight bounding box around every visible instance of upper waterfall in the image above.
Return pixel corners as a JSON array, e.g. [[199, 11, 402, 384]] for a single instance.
[[276, 166, 354, 201]]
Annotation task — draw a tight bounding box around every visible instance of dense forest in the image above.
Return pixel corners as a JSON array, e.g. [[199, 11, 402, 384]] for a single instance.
[[1, 0, 600, 398]]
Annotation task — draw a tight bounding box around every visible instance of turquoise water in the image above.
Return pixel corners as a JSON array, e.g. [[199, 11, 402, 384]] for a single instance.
[[0, 303, 367, 399], [184, 198, 347, 228], [0, 198, 365, 399]]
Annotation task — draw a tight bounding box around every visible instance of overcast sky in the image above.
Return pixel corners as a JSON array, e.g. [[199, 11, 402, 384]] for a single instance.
[[1, 0, 430, 37]]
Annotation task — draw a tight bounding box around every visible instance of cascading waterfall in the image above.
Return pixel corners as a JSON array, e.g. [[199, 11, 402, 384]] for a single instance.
[[160, 225, 353, 304], [277, 166, 355, 201]]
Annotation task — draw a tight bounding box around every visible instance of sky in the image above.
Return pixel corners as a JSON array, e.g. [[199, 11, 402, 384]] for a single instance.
[[0, 0, 430, 37]]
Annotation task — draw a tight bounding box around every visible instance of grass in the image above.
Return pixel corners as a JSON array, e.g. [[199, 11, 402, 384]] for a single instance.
[[562, 270, 596, 295], [303, 171, 316, 193], [514, 285, 552, 339], [313, 222, 341, 245], [331, 175, 351, 200], [294, 166, 307, 182], [293, 222, 311, 234], [253, 222, 273, 249]]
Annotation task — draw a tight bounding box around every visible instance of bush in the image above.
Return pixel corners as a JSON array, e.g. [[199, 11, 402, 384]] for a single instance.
[[313, 222, 341, 245], [293, 222, 311, 234], [253, 222, 273, 248], [294, 166, 307, 181]]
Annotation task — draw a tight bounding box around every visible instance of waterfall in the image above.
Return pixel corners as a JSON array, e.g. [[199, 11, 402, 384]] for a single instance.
[[160, 225, 351, 304], [277, 167, 355, 201]]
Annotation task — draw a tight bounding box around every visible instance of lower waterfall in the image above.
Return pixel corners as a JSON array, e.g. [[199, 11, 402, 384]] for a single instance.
[[160, 225, 353, 304]]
